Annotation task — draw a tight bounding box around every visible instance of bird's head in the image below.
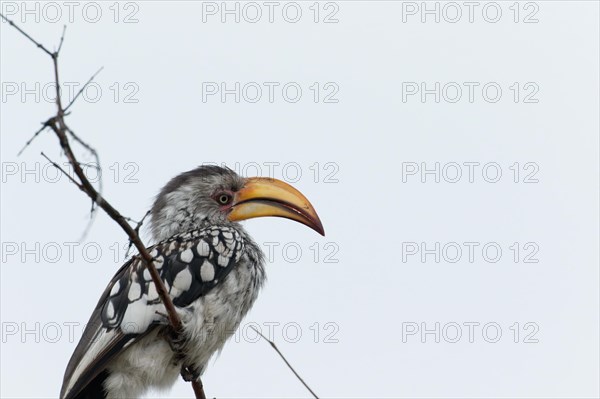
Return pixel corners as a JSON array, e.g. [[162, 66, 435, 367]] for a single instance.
[[149, 165, 324, 242]]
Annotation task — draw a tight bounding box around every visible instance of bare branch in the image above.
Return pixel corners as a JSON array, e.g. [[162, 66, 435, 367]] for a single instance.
[[56, 25, 66, 54], [75, 161, 101, 170], [51, 54, 64, 114], [40, 151, 83, 190], [17, 120, 52, 156], [64, 67, 104, 112], [67, 130, 102, 173], [125, 210, 152, 258], [4, 13, 206, 399], [77, 200, 100, 242], [192, 379, 206, 399], [0, 13, 53, 56], [39, 154, 98, 243], [66, 128, 103, 241], [250, 326, 319, 399]]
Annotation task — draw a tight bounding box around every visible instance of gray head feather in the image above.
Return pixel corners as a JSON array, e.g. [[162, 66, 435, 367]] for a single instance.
[[149, 165, 245, 242]]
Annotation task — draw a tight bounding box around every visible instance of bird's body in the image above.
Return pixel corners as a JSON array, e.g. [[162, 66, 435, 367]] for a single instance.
[[60, 166, 323, 399]]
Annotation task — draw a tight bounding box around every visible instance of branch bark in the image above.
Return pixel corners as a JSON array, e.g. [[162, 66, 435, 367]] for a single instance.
[[1, 14, 206, 399]]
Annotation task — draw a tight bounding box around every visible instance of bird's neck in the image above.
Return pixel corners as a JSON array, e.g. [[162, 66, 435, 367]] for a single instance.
[[149, 207, 245, 244], [149, 206, 212, 242]]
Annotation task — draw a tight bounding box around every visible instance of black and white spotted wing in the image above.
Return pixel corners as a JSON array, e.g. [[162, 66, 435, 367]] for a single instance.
[[101, 226, 244, 330], [60, 226, 244, 399]]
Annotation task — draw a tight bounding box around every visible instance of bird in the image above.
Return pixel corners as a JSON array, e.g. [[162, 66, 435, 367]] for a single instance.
[[60, 165, 324, 399]]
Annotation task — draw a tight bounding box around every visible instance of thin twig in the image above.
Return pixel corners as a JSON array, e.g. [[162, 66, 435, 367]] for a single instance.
[[0, 13, 53, 56], [40, 151, 99, 243], [125, 210, 152, 258], [75, 161, 101, 170], [3, 12, 205, 399], [77, 199, 100, 242], [67, 128, 103, 241], [64, 67, 104, 112], [250, 326, 319, 399], [17, 120, 52, 156], [40, 152, 83, 190], [56, 25, 66, 54], [66, 131, 101, 170]]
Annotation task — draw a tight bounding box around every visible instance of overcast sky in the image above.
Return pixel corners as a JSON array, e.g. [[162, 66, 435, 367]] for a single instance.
[[1, 1, 599, 398]]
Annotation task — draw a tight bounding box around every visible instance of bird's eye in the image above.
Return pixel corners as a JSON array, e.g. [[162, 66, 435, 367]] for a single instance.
[[217, 193, 232, 205]]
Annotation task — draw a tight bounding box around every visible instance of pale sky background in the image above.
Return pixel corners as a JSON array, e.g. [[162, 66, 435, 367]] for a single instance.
[[1, 1, 599, 398]]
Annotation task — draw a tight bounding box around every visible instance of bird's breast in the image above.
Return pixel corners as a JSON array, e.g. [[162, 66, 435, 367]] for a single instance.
[[180, 250, 266, 371]]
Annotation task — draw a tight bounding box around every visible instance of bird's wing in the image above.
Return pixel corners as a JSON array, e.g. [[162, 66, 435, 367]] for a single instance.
[[60, 226, 245, 399]]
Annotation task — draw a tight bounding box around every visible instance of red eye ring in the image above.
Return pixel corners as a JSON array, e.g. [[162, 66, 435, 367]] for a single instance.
[[216, 193, 232, 205]]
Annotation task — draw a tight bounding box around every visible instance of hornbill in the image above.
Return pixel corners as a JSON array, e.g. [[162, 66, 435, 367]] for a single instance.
[[60, 165, 324, 399]]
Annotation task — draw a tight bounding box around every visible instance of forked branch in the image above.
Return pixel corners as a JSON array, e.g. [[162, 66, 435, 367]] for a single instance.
[[1, 13, 206, 399]]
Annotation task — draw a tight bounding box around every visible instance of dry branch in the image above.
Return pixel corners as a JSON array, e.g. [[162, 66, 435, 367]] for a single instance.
[[250, 326, 319, 399], [1, 13, 206, 399]]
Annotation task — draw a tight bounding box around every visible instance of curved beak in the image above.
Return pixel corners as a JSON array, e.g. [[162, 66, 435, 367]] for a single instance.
[[228, 177, 325, 236]]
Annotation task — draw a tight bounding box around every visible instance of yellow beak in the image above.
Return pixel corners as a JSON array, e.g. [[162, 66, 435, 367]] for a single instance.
[[228, 177, 325, 236]]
